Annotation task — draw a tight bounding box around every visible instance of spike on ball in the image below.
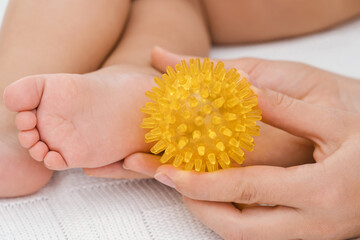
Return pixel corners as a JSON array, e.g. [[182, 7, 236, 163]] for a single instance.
[[141, 58, 262, 172]]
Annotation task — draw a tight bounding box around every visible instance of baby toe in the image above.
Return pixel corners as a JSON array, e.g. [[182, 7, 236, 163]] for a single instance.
[[15, 111, 37, 131], [29, 141, 49, 162], [4, 75, 45, 112], [18, 129, 40, 148]]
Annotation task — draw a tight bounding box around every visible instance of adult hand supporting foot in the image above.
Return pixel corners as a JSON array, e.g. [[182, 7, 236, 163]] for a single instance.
[[119, 49, 360, 239], [129, 85, 360, 239], [160, 87, 360, 239]]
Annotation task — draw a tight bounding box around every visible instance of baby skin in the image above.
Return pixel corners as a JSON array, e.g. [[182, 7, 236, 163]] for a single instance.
[[0, 0, 209, 197], [4, 65, 158, 170]]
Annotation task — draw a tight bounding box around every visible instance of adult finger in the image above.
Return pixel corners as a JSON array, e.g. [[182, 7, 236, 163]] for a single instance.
[[124, 153, 318, 207], [256, 87, 344, 144], [154, 163, 318, 207], [123, 152, 162, 177], [183, 197, 303, 240], [83, 161, 150, 179]]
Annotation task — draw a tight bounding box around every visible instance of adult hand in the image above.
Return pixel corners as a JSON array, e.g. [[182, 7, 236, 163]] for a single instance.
[[136, 85, 360, 239], [121, 49, 360, 239]]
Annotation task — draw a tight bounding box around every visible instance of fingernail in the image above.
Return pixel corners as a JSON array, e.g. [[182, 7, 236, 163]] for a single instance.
[[122, 162, 130, 170], [154, 172, 175, 188]]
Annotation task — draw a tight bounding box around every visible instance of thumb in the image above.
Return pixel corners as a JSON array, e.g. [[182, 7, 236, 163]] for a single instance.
[[255, 87, 342, 144]]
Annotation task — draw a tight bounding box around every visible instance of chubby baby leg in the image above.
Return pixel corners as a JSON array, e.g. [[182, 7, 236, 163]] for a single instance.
[[0, 0, 131, 197]]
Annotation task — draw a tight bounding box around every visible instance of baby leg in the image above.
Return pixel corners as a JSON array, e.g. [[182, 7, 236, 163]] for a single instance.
[[0, 0, 130, 197], [4, 0, 210, 177], [202, 0, 360, 43]]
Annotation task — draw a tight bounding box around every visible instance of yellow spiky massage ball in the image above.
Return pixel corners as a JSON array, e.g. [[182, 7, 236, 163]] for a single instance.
[[141, 58, 262, 172]]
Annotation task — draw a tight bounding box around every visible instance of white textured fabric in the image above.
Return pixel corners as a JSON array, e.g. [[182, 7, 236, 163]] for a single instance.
[[1, 1, 360, 239], [0, 169, 220, 240]]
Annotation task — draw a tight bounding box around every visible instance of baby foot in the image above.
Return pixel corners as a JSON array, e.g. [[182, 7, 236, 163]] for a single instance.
[[0, 106, 53, 197], [4, 65, 156, 170]]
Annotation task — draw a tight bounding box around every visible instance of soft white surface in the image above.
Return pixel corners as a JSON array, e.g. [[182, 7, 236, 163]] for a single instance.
[[0, 0, 7, 26], [1, 1, 360, 239], [211, 18, 360, 79]]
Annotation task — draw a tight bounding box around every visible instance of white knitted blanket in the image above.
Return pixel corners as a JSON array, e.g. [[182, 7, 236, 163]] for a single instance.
[[0, 169, 220, 239], [1, 2, 360, 239]]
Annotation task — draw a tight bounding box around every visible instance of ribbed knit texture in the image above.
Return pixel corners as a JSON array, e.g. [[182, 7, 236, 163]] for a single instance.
[[0, 169, 220, 239]]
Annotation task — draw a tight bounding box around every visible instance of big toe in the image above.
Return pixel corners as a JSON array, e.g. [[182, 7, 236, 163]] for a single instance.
[[4, 75, 45, 112]]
